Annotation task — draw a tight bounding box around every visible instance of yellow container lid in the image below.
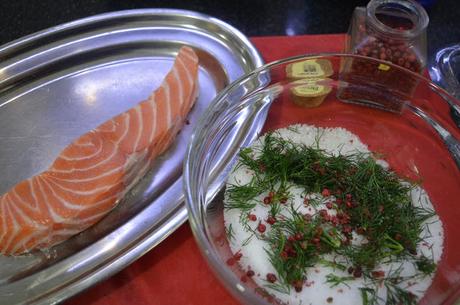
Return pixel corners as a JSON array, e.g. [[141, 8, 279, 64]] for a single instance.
[[286, 59, 333, 79]]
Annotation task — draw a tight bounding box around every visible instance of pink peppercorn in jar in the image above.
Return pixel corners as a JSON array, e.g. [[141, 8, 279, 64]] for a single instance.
[[347, 0, 429, 73], [338, 0, 429, 112]]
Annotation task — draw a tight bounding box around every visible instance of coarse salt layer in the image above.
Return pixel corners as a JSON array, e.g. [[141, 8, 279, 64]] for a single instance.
[[223, 124, 444, 305]]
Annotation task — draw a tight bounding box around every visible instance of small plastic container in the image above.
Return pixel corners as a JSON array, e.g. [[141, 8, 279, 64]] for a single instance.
[[346, 0, 429, 73]]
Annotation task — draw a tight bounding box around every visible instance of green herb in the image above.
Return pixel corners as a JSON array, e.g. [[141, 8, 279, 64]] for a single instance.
[[326, 273, 354, 288], [224, 182, 258, 211], [269, 201, 282, 218], [360, 287, 379, 305], [226, 131, 438, 304], [242, 234, 253, 247], [264, 282, 291, 294], [319, 259, 347, 271], [265, 205, 327, 289], [239, 211, 264, 240], [416, 255, 437, 275], [225, 224, 235, 241], [361, 264, 422, 305], [384, 281, 417, 305]]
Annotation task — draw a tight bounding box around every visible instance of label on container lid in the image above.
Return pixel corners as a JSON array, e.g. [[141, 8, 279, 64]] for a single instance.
[[286, 59, 333, 79], [292, 84, 325, 96], [291, 78, 332, 97]]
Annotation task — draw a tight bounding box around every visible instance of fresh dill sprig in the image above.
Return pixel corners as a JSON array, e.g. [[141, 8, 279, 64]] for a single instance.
[[239, 211, 264, 240], [242, 235, 253, 247], [224, 182, 258, 211], [226, 131, 438, 304], [384, 284, 417, 305], [225, 224, 235, 241], [264, 205, 336, 291], [319, 259, 347, 271], [360, 287, 380, 305], [269, 201, 282, 218], [416, 255, 437, 275], [362, 264, 420, 305], [264, 282, 291, 294], [325, 273, 354, 288]]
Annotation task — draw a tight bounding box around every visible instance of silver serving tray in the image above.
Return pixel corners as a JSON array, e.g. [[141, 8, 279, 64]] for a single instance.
[[0, 9, 263, 305]]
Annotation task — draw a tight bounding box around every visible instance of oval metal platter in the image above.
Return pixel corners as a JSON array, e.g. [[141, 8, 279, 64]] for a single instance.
[[0, 9, 263, 305]]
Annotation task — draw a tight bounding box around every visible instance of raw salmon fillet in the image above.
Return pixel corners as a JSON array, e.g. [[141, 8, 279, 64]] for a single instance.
[[0, 46, 199, 255]]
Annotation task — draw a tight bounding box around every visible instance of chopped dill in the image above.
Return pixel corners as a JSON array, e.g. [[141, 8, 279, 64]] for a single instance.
[[320, 259, 347, 271], [269, 201, 282, 218], [225, 224, 235, 241], [325, 273, 354, 288], [225, 131, 438, 304], [241, 235, 253, 247], [416, 255, 437, 275], [264, 282, 291, 295], [360, 287, 379, 305]]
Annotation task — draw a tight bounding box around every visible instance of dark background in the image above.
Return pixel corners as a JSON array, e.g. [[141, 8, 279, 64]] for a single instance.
[[0, 0, 459, 63]]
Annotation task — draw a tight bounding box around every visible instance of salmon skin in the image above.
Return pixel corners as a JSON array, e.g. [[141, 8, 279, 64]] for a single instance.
[[0, 46, 199, 255]]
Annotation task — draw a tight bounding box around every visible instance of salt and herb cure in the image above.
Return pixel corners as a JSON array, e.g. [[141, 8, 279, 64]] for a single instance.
[[223, 124, 443, 305]]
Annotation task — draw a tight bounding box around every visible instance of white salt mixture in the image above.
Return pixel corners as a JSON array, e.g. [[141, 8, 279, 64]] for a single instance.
[[223, 124, 444, 305]]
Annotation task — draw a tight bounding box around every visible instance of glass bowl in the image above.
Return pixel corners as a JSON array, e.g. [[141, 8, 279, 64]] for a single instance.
[[183, 54, 460, 305]]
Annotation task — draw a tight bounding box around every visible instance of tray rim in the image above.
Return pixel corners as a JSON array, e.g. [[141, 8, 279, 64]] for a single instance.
[[0, 8, 264, 305], [0, 8, 260, 56]]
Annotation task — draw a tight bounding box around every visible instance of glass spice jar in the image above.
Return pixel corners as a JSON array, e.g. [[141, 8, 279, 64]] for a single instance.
[[347, 0, 429, 73], [338, 0, 429, 112]]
